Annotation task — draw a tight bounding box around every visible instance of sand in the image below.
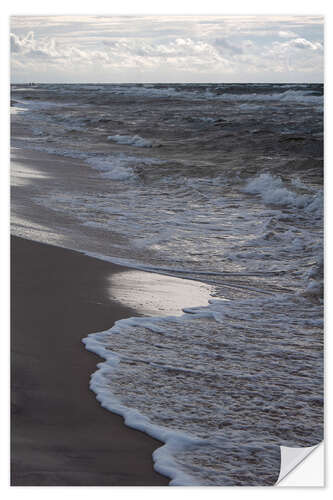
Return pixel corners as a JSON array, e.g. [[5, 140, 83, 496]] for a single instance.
[[11, 235, 169, 486]]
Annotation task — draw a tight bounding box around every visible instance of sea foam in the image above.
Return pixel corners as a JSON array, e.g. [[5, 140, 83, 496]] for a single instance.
[[243, 173, 323, 216], [82, 289, 323, 486], [107, 134, 153, 148], [82, 323, 205, 486]]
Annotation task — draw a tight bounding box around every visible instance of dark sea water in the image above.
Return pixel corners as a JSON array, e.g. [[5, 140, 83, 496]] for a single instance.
[[11, 83, 323, 485]]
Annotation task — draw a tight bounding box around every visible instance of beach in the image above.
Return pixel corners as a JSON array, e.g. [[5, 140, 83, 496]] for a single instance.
[[11, 235, 169, 486], [10, 82, 323, 486]]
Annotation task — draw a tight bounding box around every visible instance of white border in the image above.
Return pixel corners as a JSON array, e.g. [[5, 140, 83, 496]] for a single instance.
[[4, 0, 329, 15], [2, 1, 330, 498]]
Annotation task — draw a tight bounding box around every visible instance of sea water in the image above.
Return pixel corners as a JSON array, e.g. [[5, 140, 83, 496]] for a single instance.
[[11, 83, 323, 485]]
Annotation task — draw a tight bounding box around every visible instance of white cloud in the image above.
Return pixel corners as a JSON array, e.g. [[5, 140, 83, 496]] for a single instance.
[[214, 37, 243, 55], [10, 16, 324, 83], [10, 31, 60, 60], [278, 30, 298, 38], [10, 31, 35, 53], [289, 37, 323, 50]]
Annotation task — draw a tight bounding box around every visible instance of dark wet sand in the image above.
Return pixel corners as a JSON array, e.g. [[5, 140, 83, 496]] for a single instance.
[[11, 235, 169, 486]]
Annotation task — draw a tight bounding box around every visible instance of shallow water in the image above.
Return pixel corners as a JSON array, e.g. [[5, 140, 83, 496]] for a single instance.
[[11, 83, 323, 485]]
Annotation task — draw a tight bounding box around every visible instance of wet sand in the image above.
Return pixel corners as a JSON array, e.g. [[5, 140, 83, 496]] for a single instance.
[[11, 235, 169, 486]]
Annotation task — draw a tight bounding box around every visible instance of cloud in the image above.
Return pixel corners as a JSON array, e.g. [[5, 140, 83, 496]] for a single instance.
[[10, 33, 22, 53], [10, 16, 324, 83], [10, 31, 34, 53], [214, 37, 243, 55], [289, 37, 323, 50], [10, 30, 110, 68], [272, 37, 323, 54], [278, 30, 298, 38], [10, 31, 60, 60], [104, 37, 212, 58]]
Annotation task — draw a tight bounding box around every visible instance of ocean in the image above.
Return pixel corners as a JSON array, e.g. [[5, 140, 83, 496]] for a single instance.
[[10, 83, 324, 485]]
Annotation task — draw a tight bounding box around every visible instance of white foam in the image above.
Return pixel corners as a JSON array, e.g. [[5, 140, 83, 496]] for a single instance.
[[243, 173, 323, 216], [108, 85, 192, 100], [107, 134, 153, 148], [214, 89, 323, 105], [12, 98, 75, 111], [101, 85, 322, 105], [82, 325, 205, 486], [10, 105, 26, 115], [86, 156, 136, 181], [13, 143, 144, 182], [82, 287, 323, 485]]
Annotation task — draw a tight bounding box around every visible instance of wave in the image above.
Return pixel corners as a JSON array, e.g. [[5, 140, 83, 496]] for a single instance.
[[85, 156, 136, 180], [217, 89, 322, 104], [112, 86, 323, 105], [82, 322, 205, 486], [108, 134, 153, 148], [82, 288, 323, 485], [13, 142, 163, 182], [12, 83, 323, 108], [65, 84, 322, 105], [242, 173, 323, 216]]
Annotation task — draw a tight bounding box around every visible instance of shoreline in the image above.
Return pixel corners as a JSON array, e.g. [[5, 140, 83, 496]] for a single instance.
[[11, 235, 170, 486], [9, 84, 324, 486]]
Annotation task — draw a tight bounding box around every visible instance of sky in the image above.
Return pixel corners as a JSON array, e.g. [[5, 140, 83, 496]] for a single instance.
[[10, 15, 324, 83]]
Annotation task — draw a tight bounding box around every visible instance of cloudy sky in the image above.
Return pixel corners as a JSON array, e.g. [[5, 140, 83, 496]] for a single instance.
[[10, 15, 324, 83]]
